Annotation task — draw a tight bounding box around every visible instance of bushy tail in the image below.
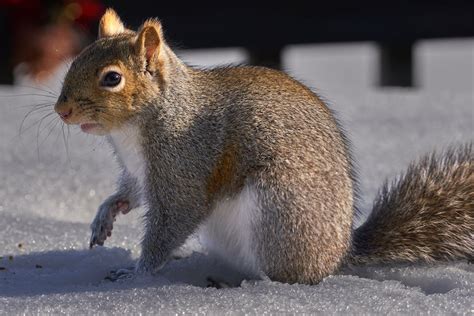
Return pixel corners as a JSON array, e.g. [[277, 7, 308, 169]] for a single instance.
[[351, 143, 473, 265]]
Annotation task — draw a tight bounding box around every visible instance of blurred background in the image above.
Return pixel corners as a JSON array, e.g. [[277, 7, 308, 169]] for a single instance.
[[0, 0, 472, 90]]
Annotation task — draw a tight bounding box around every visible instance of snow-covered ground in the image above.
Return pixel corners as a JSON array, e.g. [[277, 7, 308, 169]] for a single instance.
[[0, 39, 473, 314]]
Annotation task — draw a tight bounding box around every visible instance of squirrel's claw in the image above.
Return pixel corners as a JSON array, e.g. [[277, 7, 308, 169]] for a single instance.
[[206, 277, 232, 289], [105, 267, 135, 282], [89, 198, 130, 249]]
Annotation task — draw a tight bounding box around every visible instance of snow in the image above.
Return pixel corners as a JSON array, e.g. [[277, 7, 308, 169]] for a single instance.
[[1, 39, 473, 314]]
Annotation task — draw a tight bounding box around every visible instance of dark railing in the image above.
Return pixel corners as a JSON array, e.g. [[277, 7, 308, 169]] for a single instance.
[[102, 1, 474, 86], [1, 1, 473, 86]]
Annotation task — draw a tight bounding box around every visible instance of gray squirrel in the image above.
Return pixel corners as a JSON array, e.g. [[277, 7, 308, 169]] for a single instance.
[[54, 9, 473, 284]]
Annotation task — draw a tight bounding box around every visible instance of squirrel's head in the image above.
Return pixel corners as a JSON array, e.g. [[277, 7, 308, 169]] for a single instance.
[[55, 8, 177, 135]]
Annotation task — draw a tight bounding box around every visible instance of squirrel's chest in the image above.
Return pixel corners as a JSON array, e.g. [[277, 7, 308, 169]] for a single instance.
[[109, 125, 146, 188]]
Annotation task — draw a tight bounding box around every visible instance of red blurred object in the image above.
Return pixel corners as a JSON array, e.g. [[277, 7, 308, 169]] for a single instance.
[[76, 0, 104, 25], [1, 0, 104, 83], [1, 0, 104, 24]]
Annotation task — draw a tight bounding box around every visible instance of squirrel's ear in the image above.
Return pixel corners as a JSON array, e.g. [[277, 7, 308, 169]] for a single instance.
[[98, 8, 125, 38], [135, 19, 165, 72]]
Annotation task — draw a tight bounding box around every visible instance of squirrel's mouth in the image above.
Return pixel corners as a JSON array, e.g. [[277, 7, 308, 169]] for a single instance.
[[80, 123, 106, 135]]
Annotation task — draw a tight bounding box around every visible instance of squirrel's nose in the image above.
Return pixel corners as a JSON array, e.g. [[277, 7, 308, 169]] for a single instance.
[[58, 107, 73, 120]]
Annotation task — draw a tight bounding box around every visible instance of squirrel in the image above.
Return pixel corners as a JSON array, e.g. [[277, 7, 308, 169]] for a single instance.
[[54, 9, 473, 284]]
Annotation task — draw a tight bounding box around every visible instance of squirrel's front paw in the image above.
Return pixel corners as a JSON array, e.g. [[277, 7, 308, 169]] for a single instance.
[[90, 198, 130, 248], [104, 267, 136, 282], [104, 260, 155, 282]]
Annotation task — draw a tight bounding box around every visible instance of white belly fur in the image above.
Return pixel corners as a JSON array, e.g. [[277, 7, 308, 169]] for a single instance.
[[199, 184, 262, 276], [109, 124, 146, 191]]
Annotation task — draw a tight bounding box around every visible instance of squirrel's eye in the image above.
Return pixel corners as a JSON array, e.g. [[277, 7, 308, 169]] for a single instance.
[[101, 71, 122, 87]]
